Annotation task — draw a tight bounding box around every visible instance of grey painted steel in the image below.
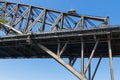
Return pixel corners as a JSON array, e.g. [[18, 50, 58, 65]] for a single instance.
[[88, 63, 91, 80], [108, 40, 114, 80], [81, 40, 84, 76], [84, 40, 99, 74], [0, 1, 120, 80], [0, 1, 108, 36], [91, 58, 102, 80], [59, 40, 69, 56], [0, 23, 23, 34], [37, 43, 87, 80]]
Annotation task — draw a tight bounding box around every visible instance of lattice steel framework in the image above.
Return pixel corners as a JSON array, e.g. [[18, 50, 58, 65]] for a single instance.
[[0, 1, 109, 35], [0, 1, 120, 80]]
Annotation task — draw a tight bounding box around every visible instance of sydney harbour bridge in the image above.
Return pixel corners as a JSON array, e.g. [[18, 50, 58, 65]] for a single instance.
[[0, 1, 120, 80]]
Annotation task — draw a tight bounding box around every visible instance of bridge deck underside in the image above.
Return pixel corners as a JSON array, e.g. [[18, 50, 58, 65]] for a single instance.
[[0, 27, 120, 58]]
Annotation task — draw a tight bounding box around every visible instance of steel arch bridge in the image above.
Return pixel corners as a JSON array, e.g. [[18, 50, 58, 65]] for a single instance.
[[0, 1, 120, 80]]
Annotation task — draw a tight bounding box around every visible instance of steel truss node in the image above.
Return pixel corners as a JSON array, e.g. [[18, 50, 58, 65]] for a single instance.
[[32, 37, 114, 80], [0, 1, 120, 80]]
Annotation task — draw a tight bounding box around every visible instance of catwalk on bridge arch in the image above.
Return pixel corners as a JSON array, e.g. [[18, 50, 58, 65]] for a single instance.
[[0, 1, 120, 80]]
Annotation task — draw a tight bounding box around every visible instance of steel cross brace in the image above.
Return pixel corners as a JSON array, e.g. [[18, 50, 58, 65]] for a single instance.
[[0, 22, 23, 34], [84, 40, 99, 74], [36, 43, 87, 80]]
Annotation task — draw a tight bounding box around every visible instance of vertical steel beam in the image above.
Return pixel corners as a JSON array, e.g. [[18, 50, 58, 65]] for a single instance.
[[60, 13, 64, 31], [37, 43, 87, 80], [81, 39, 84, 76], [88, 63, 91, 80], [108, 39, 114, 80], [81, 16, 84, 29], [18, 18, 23, 31], [57, 42, 60, 56]]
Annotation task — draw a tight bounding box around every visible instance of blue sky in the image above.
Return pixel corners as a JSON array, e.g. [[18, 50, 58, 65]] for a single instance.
[[0, 0, 120, 80]]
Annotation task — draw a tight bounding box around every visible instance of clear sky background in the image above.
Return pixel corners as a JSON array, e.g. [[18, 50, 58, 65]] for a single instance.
[[0, 0, 120, 80]]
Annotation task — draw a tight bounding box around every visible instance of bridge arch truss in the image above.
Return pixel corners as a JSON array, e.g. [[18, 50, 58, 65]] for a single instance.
[[0, 1, 120, 80]]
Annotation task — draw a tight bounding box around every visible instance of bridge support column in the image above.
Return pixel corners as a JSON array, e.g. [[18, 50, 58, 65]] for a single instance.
[[37, 43, 87, 80], [108, 39, 114, 80], [31, 37, 115, 80], [81, 41, 84, 79]]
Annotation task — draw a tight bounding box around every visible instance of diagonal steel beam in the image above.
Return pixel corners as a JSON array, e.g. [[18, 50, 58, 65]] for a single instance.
[[74, 18, 82, 30], [69, 57, 77, 66], [91, 58, 102, 80], [0, 2, 7, 18], [37, 43, 87, 80], [27, 9, 46, 32], [39, 9, 47, 32], [59, 40, 69, 56], [13, 7, 30, 26], [23, 6, 32, 32], [4, 5, 16, 19], [0, 22, 23, 34], [10, 4, 19, 26], [49, 13, 63, 31], [84, 40, 99, 74]]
